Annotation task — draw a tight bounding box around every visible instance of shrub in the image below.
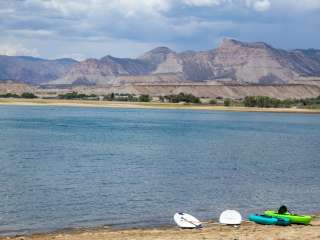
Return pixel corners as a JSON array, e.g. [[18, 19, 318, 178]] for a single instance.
[[138, 94, 151, 102], [59, 92, 79, 99], [21, 92, 38, 99], [164, 93, 200, 103], [244, 96, 257, 107], [0, 93, 20, 98], [243, 96, 307, 108], [209, 99, 217, 105], [224, 98, 231, 106], [58, 92, 92, 100]]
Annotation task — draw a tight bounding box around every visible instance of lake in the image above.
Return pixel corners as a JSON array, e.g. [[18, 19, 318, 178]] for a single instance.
[[0, 105, 319, 235]]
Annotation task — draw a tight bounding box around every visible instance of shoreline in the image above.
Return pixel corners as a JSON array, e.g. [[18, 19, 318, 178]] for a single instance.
[[1, 214, 319, 240], [1, 98, 320, 114]]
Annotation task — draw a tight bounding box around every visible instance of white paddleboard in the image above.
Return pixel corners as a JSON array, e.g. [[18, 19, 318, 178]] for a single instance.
[[219, 210, 242, 225], [174, 213, 202, 229]]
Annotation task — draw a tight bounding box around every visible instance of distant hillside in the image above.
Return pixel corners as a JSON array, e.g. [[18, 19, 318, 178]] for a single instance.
[[0, 56, 78, 84], [1, 39, 320, 85], [51, 39, 320, 85]]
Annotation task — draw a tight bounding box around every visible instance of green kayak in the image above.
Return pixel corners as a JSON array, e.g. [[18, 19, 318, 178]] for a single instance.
[[264, 211, 312, 225]]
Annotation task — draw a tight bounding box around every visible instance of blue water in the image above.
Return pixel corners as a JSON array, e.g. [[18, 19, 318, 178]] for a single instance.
[[0, 105, 319, 235]]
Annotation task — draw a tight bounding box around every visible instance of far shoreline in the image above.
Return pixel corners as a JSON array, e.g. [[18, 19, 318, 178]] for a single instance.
[[1, 98, 320, 114]]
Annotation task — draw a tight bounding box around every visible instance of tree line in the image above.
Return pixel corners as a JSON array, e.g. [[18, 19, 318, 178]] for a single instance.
[[0, 92, 38, 99], [243, 96, 320, 108], [160, 93, 201, 103], [1, 91, 319, 109], [58, 92, 151, 102]]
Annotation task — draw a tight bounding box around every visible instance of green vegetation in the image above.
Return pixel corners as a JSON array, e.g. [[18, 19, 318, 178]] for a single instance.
[[209, 99, 217, 105], [299, 96, 320, 108], [1, 90, 319, 110], [104, 93, 139, 102], [202, 95, 320, 109], [224, 98, 231, 106], [0, 92, 38, 99], [104, 93, 151, 102], [161, 93, 200, 103], [138, 94, 151, 102], [21, 92, 38, 99], [243, 96, 320, 109], [58, 92, 97, 100], [0, 93, 20, 98]]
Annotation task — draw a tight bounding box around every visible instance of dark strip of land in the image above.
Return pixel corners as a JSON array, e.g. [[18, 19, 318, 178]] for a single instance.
[[1, 98, 320, 114]]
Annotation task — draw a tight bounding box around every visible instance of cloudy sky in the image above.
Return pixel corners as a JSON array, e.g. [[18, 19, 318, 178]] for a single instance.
[[0, 0, 320, 60]]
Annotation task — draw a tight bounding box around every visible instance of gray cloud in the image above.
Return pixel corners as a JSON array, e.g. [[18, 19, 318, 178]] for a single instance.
[[0, 0, 319, 59]]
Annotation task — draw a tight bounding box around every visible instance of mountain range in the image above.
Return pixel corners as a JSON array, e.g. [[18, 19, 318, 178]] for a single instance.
[[1, 39, 320, 86], [0, 56, 78, 85]]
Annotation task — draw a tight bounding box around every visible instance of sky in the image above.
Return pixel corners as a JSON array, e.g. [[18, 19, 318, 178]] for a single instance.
[[0, 0, 320, 60]]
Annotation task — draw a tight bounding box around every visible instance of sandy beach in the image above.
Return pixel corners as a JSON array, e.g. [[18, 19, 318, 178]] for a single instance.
[[1, 98, 320, 114], [1, 214, 319, 240]]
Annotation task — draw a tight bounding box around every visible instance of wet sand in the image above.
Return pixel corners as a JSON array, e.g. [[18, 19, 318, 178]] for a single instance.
[[1, 215, 320, 240], [1, 98, 320, 114]]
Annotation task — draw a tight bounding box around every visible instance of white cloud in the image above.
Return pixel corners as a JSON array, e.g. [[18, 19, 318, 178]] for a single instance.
[[0, 0, 319, 59], [182, 0, 229, 7], [11, 0, 320, 25], [0, 43, 39, 57], [246, 0, 271, 12], [272, 0, 320, 11], [0, 8, 15, 15], [18, 0, 231, 19], [4, 0, 320, 19], [7, 29, 55, 38], [25, 0, 171, 18], [303, 0, 320, 10], [254, 0, 271, 11]]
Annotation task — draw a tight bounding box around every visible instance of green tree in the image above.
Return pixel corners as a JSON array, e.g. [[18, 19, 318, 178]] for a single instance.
[[0, 93, 20, 98], [164, 93, 200, 103], [59, 92, 77, 99], [224, 98, 231, 106], [138, 94, 151, 102], [244, 96, 256, 107], [21, 92, 38, 99], [281, 99, 294, 108], [58, 92, 92, 100], [209, 99, 217, 105], [127, 94, 138, 102]]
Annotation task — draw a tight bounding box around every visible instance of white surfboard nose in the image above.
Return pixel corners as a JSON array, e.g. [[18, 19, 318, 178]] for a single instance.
[[174, 213, 202, 229]]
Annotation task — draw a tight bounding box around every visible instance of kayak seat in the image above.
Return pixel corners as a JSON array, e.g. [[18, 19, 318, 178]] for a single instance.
[[278, 205, 288, 214]]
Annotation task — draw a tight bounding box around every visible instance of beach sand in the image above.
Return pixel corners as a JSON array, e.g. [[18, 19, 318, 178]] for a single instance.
[[0, 98, 320, 114], [1, 215, 320, 240]]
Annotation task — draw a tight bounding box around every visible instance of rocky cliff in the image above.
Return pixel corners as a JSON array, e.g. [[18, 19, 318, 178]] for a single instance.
[[1, 39, 320, 85], [53, 39, 320, 85]]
